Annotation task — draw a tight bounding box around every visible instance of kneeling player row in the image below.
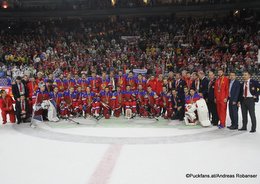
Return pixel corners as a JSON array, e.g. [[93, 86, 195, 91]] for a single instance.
[[33, 83, 190, 120]]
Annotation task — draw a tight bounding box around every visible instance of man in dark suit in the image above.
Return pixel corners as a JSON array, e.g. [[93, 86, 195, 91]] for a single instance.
[[207, 71, 219, 126], [12, 76, 29, 101], [239, 71, 259, 133], [171, 88, 185, 121], [12, 76, 29, 121], [191, 72, 200, 92], [172, 72, 187, 99], [227, 72, 240, 130], [15, 94, 30, 124], [172, 73, 186, 120], [198, 71, 209, 98]]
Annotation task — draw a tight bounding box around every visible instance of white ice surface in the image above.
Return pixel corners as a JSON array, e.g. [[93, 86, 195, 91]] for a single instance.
[[0, 127, 109, 184], [0, 103, 259, 184]]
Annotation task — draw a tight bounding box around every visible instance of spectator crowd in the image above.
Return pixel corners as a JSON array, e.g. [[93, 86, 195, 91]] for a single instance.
[[0, 15, 259, 77]]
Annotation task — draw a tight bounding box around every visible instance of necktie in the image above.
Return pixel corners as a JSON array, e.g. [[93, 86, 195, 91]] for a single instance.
[[244, 82, 248, 97], [208, 81, 212, 91], [22, 101, 25, 111], [19, 83, 22, 92]]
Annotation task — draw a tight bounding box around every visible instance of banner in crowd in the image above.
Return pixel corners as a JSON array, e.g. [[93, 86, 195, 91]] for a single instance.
[[133, 69, 147, 74], [121, 36, 140, 41], [0, 78, 11, 86], [0, 77, 12, 96]]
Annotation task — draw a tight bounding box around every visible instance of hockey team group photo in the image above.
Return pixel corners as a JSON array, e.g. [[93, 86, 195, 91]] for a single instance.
[[1, 69, 259, 133]]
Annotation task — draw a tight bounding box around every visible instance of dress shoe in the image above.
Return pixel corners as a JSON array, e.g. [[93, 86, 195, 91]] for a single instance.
[[249, 130, 256, 133], [230, 126, 238, 130], [238, 128, 247, 131], [227, 126, 233, 129]]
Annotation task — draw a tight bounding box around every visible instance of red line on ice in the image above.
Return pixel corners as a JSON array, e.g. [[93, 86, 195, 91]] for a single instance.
[[88, 144, 123, 184]]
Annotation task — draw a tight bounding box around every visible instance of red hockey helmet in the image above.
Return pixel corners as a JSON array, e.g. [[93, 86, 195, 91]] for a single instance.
[[105, 114, 111, 119], [143, 111, 148, 117], [114, 112, 120, 118]]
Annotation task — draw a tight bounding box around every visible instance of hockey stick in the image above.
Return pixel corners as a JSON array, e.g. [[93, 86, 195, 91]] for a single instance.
[[100, 101, 111, 110], [82, 100, 94, 119], [144, 105, 159, 121], [94, 114, 104, 121], [64, 116, 80, 124], [30, 93, 40, 128], [92, 101, 112, 121], [60, 105, 80, 124]]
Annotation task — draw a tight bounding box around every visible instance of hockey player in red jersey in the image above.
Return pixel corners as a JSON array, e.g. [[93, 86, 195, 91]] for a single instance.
[[134, 84, 147, 117], [82, 87, 95, 117], [100, 87, 112, 118], [111, 87, 124, 117]]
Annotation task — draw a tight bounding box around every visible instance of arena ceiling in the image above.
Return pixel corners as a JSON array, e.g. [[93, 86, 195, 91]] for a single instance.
[[2, 0, 259, 9], [0, 0, 259, 19]]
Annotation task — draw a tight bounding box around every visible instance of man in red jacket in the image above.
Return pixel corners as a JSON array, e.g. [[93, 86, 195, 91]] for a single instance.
[[156, 74, 164, 95], [147, 75, 157, 92], [214, 69, 229, 128], [0, 90, 16, 124]]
